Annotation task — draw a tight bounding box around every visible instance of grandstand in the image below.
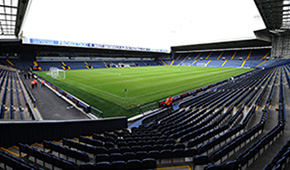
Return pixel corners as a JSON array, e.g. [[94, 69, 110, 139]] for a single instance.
[[1, 0, 290, 170]]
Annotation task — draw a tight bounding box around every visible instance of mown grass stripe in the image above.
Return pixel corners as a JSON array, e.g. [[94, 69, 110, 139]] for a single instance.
[[36, 66, 251, 117]]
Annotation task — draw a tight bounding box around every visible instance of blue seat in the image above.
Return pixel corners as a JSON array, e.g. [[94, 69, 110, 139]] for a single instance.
[[96, 153, 110, 163], [222, 160, 238, 170], [171, 148, 184, 158], [152, 144, 163, 151], [94, 146, 109, 155], [147, 150, 159, 159], [142, 144, 152, 152], [193, 155, 209, 165], [273, 163, 282, 170], [132, 145, 142, 152], [184, 148, 197, 157], [117, 141, 128, 148], [164, 143, 174, 150], [108, 147, 120, 154], [128, 140, 137, 147], [127, 159, 142, 169], [204, 164, 223, 170], [137, 140, 146, 146], [104, 141, 115, 148], [79, 135, 103, 147], [120, 146, 131, 153], [141, 158, 156, 169], [136, 151, 147, 160], [110, 153, 122, 162], [95, 161, 111, 169], [160, 149, 172, 159], [93, 134, 106, 141], [111, 160, 126, 168], [283, 149, 290, 159], [174, 143, 185, 149], [123, 152, 136, 161], [277, 156, 286, 169], [104, 136, 115, 143]]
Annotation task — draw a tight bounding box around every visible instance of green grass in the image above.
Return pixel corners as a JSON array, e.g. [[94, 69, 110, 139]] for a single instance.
[[36, 66, 252, 118]]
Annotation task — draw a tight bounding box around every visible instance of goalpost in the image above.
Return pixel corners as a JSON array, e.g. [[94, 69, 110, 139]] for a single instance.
[[111, 63, 131, 68], [47, 67, 66, 79]]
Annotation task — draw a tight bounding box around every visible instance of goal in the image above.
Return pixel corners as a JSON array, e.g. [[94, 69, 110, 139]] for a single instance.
[[111, 63, 131, 68], [47, 67, 66, 79]]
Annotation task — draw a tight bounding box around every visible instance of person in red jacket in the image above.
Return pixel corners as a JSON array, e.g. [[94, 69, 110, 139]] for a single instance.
[[41, 80, 45, 87], [33, 79, 37, 87], [165, 96, 173, 106], [30, 81, 35, 89]]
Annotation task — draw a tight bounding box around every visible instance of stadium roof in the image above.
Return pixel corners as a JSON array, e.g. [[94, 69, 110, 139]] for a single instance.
[[0, 0, 30, 36], [254, 0, 290, 31], [171, 39, 271, 53], [22, 43, 168, 58]]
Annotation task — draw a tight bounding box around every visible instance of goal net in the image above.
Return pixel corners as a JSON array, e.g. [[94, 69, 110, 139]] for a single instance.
[[112, 63, 131, 68], [47, 67, 66, 79]]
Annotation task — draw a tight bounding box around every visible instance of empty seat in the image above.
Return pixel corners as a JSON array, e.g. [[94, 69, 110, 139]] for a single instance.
[[141, 158, 157, 169], [111, 160, 127, 168], [95, 153, 110, 163], [184, 148, 197, 157], [204, 164, 223, 170], [110, 153, 123, 162], [95, 161, 111, 169], [120, 146, 131, 153], [193, 155, 209, 165], [148, 150, 159, 159], [171, 149, 184, 159], [104, 141, 115, 148], [174, 143, 186, 149], [152, 144, 163, 151], [160, 149, 172, 159], [132, 145, 142, 152], [142, 144, 153, 152], [123, 152, 136, 161], [108, 147, 120, 154], [136, 151, 147, 160], [127, 159, 142, 169], [222, 160, 238, 170]]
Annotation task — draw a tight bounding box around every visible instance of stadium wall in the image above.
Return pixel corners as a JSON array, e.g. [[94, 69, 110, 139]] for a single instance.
[[272, 31, 290, 59], [0, 118, 127, 147]]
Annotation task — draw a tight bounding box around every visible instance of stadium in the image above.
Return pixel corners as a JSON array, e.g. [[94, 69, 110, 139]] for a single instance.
[[0, 0, 290, 170]]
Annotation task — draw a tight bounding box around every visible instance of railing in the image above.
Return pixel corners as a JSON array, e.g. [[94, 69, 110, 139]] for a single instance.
[[139, 101, 158, 114], [90, 106, 103, 118], [20, 73, 36, 107], [0, 117, 127, 148], [34, 73, 103, 117]]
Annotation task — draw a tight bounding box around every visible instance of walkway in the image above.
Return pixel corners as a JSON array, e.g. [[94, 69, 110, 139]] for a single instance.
[[21, 73, 89, 120]]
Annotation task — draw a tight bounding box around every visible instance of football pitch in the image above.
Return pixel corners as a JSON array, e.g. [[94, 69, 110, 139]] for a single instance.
[[36, 66, 252, 118]]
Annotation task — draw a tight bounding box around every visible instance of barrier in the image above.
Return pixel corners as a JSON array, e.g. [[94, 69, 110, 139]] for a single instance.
[[0, 117, 127, 147]]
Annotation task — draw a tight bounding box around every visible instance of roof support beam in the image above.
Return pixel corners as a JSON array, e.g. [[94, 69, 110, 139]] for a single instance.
[[0, 24, 15, 26], [254, 0, 290, 30], [0, 19, 14, 22], [0, 5, 17, 9], [2, 28, 14, 30], [0, 13, 17, 16]]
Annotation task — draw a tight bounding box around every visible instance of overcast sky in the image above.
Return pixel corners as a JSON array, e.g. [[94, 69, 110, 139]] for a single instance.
[[21, 0, 265, 51]]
